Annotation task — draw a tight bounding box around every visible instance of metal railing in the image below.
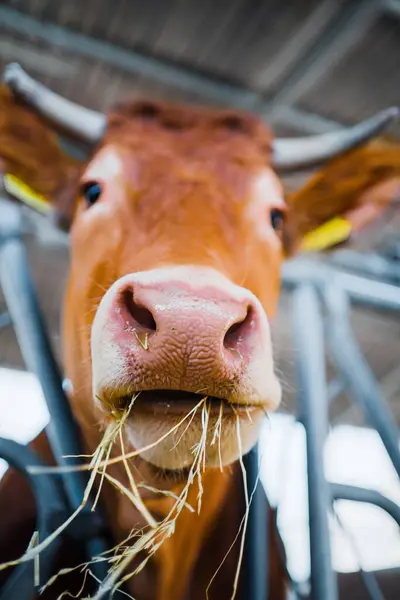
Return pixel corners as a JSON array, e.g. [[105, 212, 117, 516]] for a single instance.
[[0, 197, 112, 599], [282, 256, 400, 600]]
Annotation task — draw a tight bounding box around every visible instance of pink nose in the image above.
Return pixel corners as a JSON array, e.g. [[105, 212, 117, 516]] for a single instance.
[[121, 278, 252, 360], [93, 267, 276, 406]]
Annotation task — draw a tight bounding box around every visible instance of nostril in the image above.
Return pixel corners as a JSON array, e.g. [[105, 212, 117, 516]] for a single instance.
[[223, 305, 253, 351], [123, 290, 157, 332]]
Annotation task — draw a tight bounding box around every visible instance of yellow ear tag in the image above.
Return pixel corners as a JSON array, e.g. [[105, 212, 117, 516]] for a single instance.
[[300, 216, 352, 252], [3, 173, 51, 215]]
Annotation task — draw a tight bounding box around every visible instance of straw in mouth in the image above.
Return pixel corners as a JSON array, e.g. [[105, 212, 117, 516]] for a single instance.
[[119, 389, 258, 416]]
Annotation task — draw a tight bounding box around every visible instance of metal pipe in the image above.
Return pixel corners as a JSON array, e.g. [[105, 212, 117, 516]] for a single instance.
[[274, 105, 342, 134], [254, 0, 342, 93], [292, 284, 338, 600], [282, 259, 400, 312], [0, 312, 11, 329], [330, 271, 400, 311], [0, 198, 86, 506], [331, 482, 400, 600], [328, 250, 400, 284], [0, 438, 68, 600], [327, 377, 346, 405], [331, 483, 400, 526], [263, 0, 379, 119], [323, 284, 400, 478], [0, 198, 110, 584], [385, 0, 400, 17], [242, 445, 269, 600], [358, 571, 386, 600]]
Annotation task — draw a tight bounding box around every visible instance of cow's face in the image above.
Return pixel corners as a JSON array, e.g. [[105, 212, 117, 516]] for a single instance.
[[2, 70, 397, 476], [63, 107, 284, 471]]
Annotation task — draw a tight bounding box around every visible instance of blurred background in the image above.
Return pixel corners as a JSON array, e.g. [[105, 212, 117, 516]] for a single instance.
[[0, 0, 399, 592]]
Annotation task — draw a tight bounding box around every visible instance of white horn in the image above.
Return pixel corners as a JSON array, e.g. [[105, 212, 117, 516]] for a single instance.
[[273, 107, 399, 171], [3, 63, 106, 145]]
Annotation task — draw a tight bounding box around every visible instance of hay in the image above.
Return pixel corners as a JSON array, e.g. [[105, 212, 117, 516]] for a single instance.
[[27, 530, 40, 587], [1, 394, 259, 600], [230, 414, 250, 599], [0, 397, 139, 577], [206, 410, 263, 600], [28, 398, 206, 476], [133, 331, 149, 351], [92, 399, 211, 599], [44, 396, 207, 597], [210, 400, 224, 472]]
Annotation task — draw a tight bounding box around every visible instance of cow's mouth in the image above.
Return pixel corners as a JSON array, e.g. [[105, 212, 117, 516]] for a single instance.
[[108, 388, 264, 472], [118, 389, 258, 417]]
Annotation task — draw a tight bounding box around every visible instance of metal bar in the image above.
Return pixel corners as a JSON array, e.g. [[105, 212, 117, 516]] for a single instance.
[[384, 0, 400, 17], [379, 364, 400, 401], [328, 250, 400, 284], [0, 198, 110, 584], [282, 258, 400, 312], [242, 445, 269, 600], [358, 570, 386, 600], [322, 270, 400, 311], [331, 481, 399, 600], [0, 37, 78, 79], [0, 438, 68, 600], [328, 377, 346, 405], [331, 483, 400, 526], [0, 198, 86, 506], [263, 0, 380, 119], [323, 284, 400, 477], [273, 105, 343, 134], [0, 312, 11, 329], [292, 284, 338, 600], [254, 0, 342, 92], [382, 237, 400, 261]]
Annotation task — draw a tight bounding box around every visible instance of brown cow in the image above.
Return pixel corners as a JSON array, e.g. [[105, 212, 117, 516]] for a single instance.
[[0, 64, 399, 600]]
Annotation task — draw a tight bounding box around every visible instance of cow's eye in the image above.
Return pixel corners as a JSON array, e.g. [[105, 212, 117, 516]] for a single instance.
[[81, 181, 102, 206], [270, 208, 285, 232]]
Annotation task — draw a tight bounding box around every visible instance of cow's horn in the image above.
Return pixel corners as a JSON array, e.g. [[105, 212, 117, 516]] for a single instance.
[[3, 63, 106, 145], [272, 107, 399, 171]]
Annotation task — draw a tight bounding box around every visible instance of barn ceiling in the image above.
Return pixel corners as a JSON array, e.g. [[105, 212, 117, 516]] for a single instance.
[[1, 0, 400, 136], [0, 0, 399, 426]]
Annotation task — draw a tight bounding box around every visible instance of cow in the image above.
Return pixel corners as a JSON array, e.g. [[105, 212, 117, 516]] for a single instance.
[[0, 63, 398, 600]]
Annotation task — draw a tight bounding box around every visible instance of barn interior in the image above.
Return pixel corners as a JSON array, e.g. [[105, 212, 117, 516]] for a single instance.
[[0, 0, 399, 598]]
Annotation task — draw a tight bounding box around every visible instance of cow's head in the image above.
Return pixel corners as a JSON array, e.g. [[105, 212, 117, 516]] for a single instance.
[[2, 65, 399, 475]]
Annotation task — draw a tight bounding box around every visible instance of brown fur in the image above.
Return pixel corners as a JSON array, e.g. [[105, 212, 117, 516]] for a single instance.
[[0, 87, 80, 201], [0, 86, 399, 600], [286, 139, 400, 250]]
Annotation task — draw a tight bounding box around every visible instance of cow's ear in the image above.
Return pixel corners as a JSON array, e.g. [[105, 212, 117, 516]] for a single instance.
[[284, 141, 400, 255], [0, 85, 83, 231]]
